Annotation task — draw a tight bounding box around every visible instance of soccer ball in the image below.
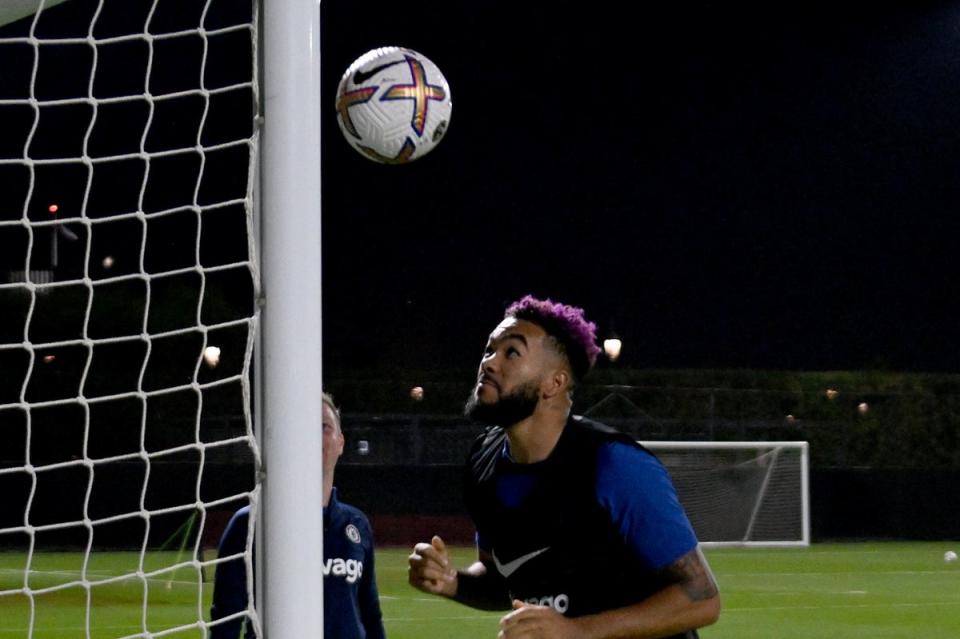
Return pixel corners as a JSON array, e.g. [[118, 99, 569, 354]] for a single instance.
[[335, 47, 452, 164]]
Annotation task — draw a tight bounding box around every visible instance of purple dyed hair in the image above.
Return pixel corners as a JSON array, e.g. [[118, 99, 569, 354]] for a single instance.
[[504, 295, 601, 382]]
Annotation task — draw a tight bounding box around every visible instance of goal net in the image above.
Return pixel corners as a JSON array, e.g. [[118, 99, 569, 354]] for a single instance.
[[644, 441, 810, 547], [0, 0, 268, 636]]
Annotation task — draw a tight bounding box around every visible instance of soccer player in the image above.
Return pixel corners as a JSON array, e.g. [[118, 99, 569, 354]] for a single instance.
[[408, 296, 720, 639], [210, 393, 386, 639]]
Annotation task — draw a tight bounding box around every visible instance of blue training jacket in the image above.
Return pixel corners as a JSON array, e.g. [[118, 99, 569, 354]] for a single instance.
[[210, 490, 386, 639]]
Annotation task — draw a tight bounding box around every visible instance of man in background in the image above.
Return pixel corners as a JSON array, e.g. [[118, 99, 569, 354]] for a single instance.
[[211, 392, 385, 639]]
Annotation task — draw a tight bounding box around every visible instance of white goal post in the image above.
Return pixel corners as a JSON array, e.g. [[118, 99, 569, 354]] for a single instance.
[[642, 441, 810, 548], [260, 0, 325, 636]]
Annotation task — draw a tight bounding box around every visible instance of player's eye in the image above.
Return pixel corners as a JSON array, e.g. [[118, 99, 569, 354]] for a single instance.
[[506, 347, 520, 358]]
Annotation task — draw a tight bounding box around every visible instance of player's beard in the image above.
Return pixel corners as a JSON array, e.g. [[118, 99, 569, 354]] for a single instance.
[[464, 379, 540, 427]]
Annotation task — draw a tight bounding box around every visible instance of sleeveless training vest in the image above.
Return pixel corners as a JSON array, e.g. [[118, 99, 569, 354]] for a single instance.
[[463, 415, 698, 639]]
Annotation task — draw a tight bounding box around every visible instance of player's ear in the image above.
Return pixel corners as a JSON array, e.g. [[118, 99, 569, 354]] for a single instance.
[[541, 367, 570, 399]]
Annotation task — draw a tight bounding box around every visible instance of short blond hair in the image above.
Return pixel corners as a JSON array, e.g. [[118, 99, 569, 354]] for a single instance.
[[322, 392, 341, 431]]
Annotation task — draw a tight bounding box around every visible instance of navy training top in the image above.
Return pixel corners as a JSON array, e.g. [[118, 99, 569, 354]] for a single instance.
[[476, 422, 699, 569], [210, 489, 386, 639], [465, 416, 700, 638]]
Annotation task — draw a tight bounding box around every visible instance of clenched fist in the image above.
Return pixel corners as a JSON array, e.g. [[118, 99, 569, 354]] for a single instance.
[[408, 535, 458, 597]]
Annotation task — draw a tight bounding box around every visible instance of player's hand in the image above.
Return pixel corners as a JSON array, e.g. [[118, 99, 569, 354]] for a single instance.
[[497, 599, 581, 639], [407, 535, 457, 597]]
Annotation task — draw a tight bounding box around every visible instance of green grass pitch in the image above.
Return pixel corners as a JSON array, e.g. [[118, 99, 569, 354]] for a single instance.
[[1, 542, 957, 637]]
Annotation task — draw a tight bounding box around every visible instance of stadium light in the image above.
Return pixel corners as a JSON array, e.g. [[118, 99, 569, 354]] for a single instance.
[[603, 335, 623, 362], [203, 345, 221, 369]]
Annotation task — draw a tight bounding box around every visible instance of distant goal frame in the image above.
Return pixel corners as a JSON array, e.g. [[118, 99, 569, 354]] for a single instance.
[[641, 440, 811, 548]]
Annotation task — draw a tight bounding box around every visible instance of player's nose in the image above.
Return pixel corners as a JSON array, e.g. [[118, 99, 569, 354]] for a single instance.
[[480, 352, 498, 374]]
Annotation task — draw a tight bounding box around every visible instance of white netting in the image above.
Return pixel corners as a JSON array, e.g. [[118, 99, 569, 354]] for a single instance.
[[645, 441, 809, 547], [0, 0, 261, 636]]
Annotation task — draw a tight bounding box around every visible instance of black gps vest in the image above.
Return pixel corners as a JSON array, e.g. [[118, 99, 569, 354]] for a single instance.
[[463, 416, 698, 639]]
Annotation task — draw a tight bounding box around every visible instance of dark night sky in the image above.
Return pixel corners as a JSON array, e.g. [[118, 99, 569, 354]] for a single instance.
[[321, 0, 960, 375], [2, 1, 958, 377]]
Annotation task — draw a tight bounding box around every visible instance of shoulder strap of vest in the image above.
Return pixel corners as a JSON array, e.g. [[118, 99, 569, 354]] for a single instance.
[[568, 415, 649, 451], [466, 426, 506, 484]]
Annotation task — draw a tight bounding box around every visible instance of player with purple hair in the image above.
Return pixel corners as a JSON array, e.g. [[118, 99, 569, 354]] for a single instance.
[[408, 296, 720, 638]]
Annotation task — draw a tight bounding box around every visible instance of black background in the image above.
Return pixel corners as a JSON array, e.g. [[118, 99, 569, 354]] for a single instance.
[[2, 0, 958, 377], [321, 0, 960, 375]]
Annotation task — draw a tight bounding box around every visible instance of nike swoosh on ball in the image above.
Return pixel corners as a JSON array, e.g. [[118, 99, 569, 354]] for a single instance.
[[353, 59, 406, 84]]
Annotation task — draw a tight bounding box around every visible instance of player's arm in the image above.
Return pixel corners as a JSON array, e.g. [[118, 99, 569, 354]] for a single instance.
[[407, 536, 511, 610], [452, 546, 513, 610], [579, 545, 720, 638]]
